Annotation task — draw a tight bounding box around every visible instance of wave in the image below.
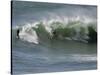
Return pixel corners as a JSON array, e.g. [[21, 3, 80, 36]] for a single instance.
[[12, 17, 97, 44]]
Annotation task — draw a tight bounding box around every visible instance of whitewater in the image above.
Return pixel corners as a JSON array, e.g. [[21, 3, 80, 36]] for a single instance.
[[12, 16, 97, 44]]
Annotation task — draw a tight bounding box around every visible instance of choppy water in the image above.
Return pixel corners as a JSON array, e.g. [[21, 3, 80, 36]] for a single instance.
[[12, 1, 97, 75]]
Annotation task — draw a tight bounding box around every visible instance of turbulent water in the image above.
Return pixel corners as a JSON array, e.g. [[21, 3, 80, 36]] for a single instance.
[[12, 1, 97, 75]]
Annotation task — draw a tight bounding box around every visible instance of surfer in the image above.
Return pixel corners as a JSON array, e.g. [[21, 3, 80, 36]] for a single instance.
[[52, 30, 58, 39], [17, 29, 20, 39]]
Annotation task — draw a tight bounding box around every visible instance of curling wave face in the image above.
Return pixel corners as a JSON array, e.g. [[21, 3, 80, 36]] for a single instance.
[[12, 17, 97, 44]]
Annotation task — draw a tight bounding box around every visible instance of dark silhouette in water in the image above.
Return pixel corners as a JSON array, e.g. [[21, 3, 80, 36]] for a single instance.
[[17, 29, 20, 39], [87, 26, 97, 43], [52, 30, 58, 38]]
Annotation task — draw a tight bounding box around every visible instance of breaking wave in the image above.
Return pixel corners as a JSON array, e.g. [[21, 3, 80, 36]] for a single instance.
[[12, 17, 97, 44]]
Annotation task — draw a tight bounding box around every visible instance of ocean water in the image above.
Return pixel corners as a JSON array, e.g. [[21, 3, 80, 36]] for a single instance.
[[12, 1, 97, 75]]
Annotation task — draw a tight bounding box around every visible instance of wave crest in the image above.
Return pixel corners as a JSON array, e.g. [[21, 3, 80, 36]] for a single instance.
[[13, 17, 97, 44]]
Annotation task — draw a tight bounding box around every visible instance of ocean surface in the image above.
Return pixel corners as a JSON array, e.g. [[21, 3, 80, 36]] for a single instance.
[[12, 1, 97, 75]]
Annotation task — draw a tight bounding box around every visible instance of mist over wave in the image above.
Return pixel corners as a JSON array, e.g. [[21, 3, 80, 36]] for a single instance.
[[12, 1, 97, 26]]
